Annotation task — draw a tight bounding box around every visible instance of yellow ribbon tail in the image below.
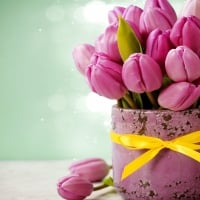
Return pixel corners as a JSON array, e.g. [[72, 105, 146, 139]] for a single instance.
[[121, 147, 163, 180], [175, 130, 200, 143], [169, 143, 200, 162]]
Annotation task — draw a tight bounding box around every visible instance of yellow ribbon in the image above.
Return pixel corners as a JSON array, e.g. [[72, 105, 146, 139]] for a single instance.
[[110, 130, 200, 181]]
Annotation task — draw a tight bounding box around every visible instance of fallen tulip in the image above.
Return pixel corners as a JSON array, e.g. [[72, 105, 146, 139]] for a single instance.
[[69, 158, 110, 182], [57, 175, 93, 200]]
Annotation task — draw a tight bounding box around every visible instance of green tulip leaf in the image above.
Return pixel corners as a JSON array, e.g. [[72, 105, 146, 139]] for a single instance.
[[117, 17, 142, 62]]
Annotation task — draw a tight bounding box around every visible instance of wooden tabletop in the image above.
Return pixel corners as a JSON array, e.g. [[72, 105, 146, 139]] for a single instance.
[[0, 160, 123, 200]]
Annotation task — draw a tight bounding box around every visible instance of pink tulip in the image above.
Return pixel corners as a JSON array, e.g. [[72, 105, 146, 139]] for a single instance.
[[122, 5, 143, 30], [144, 0, 177, 25], [69, 158, 109, 182], [146, 29, 173, 69], [122, 53, 163, 93], [165, 46, 200, 82], [170, 16, 200, 56], [95, 19, 143, 62], [181, 0, 200, 19], [158, 82, 200, 111], [57, 175, 93, 200], [86, 53, 126, 99], [140, 7, 173, 36], [72, 44, 95, 75], [108, 6, 125, 24], [95, 24, 122, 63]]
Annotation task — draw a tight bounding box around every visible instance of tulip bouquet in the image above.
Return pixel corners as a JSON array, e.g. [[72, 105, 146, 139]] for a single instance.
[[58, 0, 200, 199], [73, 0, 200, 111]]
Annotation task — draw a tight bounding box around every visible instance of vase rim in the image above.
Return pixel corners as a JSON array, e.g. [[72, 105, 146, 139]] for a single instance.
[[112, 105, 200, 113]]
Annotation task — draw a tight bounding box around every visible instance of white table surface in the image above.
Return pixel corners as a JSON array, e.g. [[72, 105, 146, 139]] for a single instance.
[[0, 161, 123, 200]]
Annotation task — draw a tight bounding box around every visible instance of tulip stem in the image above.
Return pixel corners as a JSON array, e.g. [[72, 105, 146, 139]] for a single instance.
[[117, 99, 123, 108], [123, 93, 137, 109], [121, 98, 130, 108], [132, 92, 143, 108], [146, 92, 158, 109], [93, 184, 109, 191]]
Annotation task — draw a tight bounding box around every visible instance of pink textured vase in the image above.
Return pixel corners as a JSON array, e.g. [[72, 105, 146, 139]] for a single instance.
[[111, 106, 200, 200]]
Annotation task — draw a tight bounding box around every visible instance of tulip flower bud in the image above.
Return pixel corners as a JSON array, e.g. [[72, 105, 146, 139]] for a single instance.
[[140, 7, 173, 36], [57, 175, 93, 200], [122, 53, 163, 93], [181, 0, 200, 19], [158, 82, 200, 111], [170, 16, 200, 56], [144, 0, 177, 25], [86, 53, 126, 99], [72, 44, 95, 75], [122, 5, 143, 30], [95, 24, 121, 63], [69, 158, 110, 182], [108, 6, 125, 24], [165, 46, 200, 82], [146, 29, 173, 69]]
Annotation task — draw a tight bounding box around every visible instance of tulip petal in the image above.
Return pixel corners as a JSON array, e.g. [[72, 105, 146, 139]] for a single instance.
[[181, 0, 200, 19], [95, 24, 121, 62], [144, 0, 177, 25], [69, 158, 109, 182], [165, 46, 200, 82], [86, 53, 126, 99], [146, 29, 173, 69], [158, 82, 200, 111], [122, 53, 163, 93], [57, 175, 93, 200], [122, 5, 143, 29], [140, 8, 172, 36], [72, 44, 95, 75], [170, 16, 200, 56], [108, 6, 125, 24]]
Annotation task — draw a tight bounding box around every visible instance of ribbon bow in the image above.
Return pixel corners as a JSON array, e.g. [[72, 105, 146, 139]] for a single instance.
[[110, 130, 200, 181]]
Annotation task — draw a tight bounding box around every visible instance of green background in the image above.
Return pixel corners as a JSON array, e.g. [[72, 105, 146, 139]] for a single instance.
[[0, 0, 182, 160]]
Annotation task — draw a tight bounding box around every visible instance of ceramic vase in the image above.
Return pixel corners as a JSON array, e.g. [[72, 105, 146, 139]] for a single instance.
[[111, 106, 200, 200]]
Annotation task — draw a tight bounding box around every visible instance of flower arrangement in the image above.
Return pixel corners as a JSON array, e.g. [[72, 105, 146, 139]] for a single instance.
[[57, 0, 200, 200], [72, 0, 200, 111]]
